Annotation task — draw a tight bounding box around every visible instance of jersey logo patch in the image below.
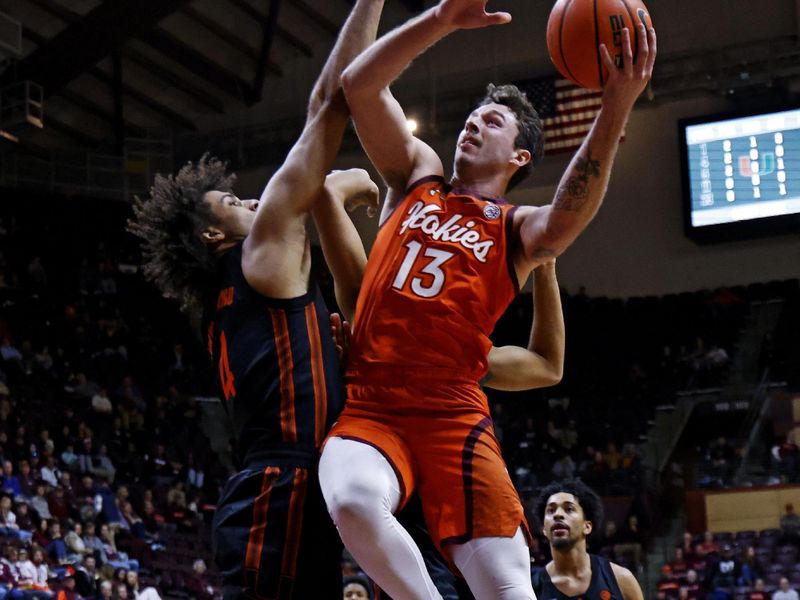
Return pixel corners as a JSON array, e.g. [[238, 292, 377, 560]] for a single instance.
[[600, 590, 611, 600], [483, 204, 501, 220], [399, 200, 495, 263]]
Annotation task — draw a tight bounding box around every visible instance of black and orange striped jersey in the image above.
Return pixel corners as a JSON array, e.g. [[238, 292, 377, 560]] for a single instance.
[[204, 241, 344, 465]]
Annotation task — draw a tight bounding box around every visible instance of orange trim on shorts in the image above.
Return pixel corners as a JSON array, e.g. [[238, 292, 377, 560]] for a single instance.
[[280, 468, 308, 584], [269, 309, 297, 443], [304, 304, 327, 446], [244, 466, 281, 575]]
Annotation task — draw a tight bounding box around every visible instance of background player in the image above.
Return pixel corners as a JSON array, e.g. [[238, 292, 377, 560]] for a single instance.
[[319, 0, 656, 598], [534, 479, 644, 600], [128, 1, 386, 597]]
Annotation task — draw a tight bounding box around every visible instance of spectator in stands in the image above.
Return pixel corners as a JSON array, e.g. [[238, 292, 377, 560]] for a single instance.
[[779, 503, 800, 548], [682, 569, 704, 600], [55, 569, 82, 600], [64, 522, 90, 561], [81, 522, 106, 565], [552, 453, 576, 480], [47, 488, 70, 523], [97, 581, 111, 600], [18, 462, 36, 499], [124, 571, 160, 600], [343, 576, 371, 600], [184, 560, 213, 600], [669, 547, 689, 579], [29, 549, 51, 597], [3, 462, 22, 498], [679, 531, 700, 565], [773, 577, 799, 600], [706, 543, 740, 600], [40, 459, 60, 490], [749, 578, 767, 600], [696, 531, 719, 558], [46, 521, 70, 566], [738, 545, 761, 586]]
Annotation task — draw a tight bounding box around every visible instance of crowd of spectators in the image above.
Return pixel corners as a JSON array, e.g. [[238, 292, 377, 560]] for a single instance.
[[0, 194, 796, 599], [0, 201, 225, 599], [658, 507, 800, 600]]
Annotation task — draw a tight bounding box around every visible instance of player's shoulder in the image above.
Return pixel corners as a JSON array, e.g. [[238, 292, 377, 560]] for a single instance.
[[609, 561, 643, 600]]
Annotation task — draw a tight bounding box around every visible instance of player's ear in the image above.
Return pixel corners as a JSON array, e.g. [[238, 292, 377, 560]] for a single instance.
[[511, 148, 531, 168], [202, 226, 225, 244], [584, 520, 593, 536]]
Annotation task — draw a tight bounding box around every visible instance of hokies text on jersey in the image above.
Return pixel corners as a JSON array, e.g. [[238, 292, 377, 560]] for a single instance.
[[399, 199, 497, 263]]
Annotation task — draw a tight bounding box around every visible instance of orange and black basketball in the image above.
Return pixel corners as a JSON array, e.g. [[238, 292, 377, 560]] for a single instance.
[[546, 0, 654, 90]]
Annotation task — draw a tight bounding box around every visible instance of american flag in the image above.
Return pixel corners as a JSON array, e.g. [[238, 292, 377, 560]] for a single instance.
[[518, 77, 604, 155]]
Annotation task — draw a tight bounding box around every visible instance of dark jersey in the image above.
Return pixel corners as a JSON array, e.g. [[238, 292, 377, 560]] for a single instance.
[[532, 554, 625, 600], [204, 241, 344, 466]]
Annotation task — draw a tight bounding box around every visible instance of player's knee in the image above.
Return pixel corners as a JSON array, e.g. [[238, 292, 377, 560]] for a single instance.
[[324, 473, 391, 526]]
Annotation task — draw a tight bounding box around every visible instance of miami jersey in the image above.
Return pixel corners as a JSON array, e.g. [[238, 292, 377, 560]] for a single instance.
[[204, 241, 344, 465], [347, 175, 519, 384]]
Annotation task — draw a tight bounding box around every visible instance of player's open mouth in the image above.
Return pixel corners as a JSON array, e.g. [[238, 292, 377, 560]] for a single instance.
[[551, 525, 569, 535]]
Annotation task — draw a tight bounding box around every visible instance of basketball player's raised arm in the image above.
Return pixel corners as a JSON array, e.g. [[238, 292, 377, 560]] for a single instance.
[[483, 260, 564, 391], [241, 0, 384, 297], [516, 20, 656, 269], [342, 0, 510, 221], [311, 169, 379, 323]]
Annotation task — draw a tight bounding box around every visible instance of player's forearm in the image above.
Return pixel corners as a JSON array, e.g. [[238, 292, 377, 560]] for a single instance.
[[341, 8, 455, 101], [311, 179, 369, 323], [529, 262, 564, 381], [527, 104, 630, 260], [309, 0, 385, 115]]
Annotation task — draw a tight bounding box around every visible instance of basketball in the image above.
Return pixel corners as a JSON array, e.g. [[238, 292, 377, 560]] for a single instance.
[[546, 0, 654, 90]]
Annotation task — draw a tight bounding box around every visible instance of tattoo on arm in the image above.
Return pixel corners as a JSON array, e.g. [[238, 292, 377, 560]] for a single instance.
[[553, 148, 601, 212]]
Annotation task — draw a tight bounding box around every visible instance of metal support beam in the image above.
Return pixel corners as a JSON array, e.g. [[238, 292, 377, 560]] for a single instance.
[[141, 28, 258, 102], [1, 0, 193, 95], [111, 51, 124, 154], [59, 90, 145, 136], [286, 0, 339, 37], [225, 0, 312, 57], [88, 67, 196, 130], [122, 47, 224, 114], [24, 0, 225, 114], [249, 0, 282, 105], [44, 116, 100, 147]]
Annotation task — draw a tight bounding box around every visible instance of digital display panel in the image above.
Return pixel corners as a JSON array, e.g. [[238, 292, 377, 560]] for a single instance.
[[680, 107, 800, 241]]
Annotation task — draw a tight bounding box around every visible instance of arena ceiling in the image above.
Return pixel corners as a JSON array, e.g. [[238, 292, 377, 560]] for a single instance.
[[1, 0, 800, 162], [0, 0, 426, 153]]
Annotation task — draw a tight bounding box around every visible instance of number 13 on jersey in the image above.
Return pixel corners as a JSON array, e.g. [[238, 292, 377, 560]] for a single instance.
[[391, 241, 454, 298]]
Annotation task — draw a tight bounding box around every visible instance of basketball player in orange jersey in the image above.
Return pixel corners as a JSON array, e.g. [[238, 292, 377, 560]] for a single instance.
[[318, 0, 656, 599]]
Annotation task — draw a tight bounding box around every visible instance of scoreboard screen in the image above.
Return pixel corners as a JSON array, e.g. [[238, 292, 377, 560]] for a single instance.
[[680, 107, 800, 242]]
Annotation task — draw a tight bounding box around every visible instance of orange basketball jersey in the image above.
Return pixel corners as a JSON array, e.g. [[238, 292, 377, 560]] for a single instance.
[[347, 175, 520, 387]]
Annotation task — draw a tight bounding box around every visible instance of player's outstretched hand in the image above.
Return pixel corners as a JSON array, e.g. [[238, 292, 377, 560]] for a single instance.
[[599, 11, 656, 112], [330, 313, 352, 366], [326, 169, 379, 218], [435, 0, 511, 30]]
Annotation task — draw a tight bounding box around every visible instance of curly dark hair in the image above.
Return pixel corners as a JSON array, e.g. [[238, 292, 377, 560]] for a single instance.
[[535, 477, 604, 537], [127, 154, 236, 313], [478, 83, 545, 190]]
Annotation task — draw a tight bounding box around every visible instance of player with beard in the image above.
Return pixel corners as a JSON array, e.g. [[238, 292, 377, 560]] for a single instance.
[[534, 479, 644, 600]]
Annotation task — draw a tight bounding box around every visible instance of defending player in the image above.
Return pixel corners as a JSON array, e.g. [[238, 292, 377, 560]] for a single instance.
[[534, 479, 644, 600], [318, 0, 656, 598], [128, 1, 386, 597]]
